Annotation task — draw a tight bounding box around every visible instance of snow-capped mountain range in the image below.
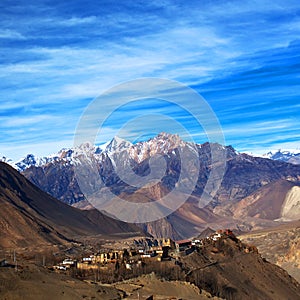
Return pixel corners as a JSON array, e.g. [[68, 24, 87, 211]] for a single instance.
[[1, 135, 300, 172], [1, 142, 103, 172], [261, 149, 300, 165], [1, 143, 94, 172], [0, 133, 191, 172]]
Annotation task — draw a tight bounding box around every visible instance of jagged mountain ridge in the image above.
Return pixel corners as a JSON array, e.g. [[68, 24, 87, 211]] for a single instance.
[[1, 132, 211, 172], [19, 133, 207, 204], [261, 149, 300, 165], [3, 133, 300, 239], [2, 136, 300, 172], [1, 143, 103, 172], [22, 135, 300, 217]]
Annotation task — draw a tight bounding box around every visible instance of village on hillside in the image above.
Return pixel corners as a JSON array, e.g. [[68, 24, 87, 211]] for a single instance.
[[53, 229, 241, 273]]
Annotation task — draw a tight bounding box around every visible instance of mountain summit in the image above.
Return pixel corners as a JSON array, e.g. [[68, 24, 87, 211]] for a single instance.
[[103, 136, 132, 154], [262, 149, 300, 165]]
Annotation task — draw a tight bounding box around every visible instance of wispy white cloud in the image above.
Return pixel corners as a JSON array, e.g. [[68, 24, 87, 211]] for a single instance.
[[0, 0, 300, 159], [58, 16, 98, 26], [0, 114, 59, 128], [0, 29, 26, 39]]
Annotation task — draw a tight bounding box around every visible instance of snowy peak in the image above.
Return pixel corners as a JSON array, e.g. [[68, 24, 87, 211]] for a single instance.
[[13, 153, 64, 172], [71, 142, 98, 158], [102, 136, 132, 154], [148, 132, 184, 149], [128, 132, 187, 163], [58, 148, 74, 159], [10, 143, 102, 172], [14, 154, 40, 172], [262, 149, 300, 165], [152, 132, 181, 141]]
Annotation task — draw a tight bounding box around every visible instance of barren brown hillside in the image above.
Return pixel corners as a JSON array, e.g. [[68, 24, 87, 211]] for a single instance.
[[0, 162, 143, 249], [183, 234, 300, 299], [240, 221, 300, 282]]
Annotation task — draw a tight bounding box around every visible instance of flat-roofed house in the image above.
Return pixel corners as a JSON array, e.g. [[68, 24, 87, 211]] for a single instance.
[[175, 239, 192, 252]]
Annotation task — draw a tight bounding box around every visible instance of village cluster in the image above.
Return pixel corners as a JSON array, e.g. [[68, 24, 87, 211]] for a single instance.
[[54, 229, 237, 271]]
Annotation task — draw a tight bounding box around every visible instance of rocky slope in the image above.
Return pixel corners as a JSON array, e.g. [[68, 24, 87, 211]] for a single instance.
[[239, 221, 300, 283], [0, 162, 143, 249], [214, 179, 300, 221], [183, 234, 300, 299]]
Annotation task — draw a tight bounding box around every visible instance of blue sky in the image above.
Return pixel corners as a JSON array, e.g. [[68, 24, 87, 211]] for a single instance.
[[1, 0, 300, 160]]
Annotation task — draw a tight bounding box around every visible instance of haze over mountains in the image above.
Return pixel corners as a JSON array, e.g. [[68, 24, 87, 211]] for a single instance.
[[2, 133, 299, 239]]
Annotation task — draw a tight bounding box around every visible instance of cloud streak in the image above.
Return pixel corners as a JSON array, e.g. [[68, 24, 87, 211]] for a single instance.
[[0, 0, 300, 159]]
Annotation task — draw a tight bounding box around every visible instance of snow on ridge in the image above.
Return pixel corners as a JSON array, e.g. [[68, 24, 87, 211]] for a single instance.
[[102, 136, 132, 154], [3, 134, 183, 171], [4, 136, 133, 172], [3, 133, 271, 171], [246, 148, 300, 165]]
